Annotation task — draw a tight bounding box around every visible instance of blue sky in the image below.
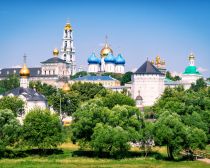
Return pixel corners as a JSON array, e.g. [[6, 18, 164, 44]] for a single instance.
[[0, 0, 210, 77]]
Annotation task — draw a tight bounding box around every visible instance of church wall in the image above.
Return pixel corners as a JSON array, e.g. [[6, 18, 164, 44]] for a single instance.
[[132, 74, 164, 106]]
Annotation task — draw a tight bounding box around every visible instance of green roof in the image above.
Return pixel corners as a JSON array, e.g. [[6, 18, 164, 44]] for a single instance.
[[183, 66, 201, 75]]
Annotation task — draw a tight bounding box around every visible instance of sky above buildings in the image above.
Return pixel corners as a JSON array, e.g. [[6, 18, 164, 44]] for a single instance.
[[0, 0, 210, 77]]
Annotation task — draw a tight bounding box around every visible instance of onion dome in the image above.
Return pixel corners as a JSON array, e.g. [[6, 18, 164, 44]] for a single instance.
[[19, 64, 30, 78], [62, 83, 70, 92], [189, 53, 195, 60], [104, 53, 115, 63], [53, 48, 59, 56], [183, 66, 200, 75], [136, 95, 143, 100], [88, 53, 100, 64], [115, 54, 125, 65], [100, 43, 113, 58], [64, 22, 72, 31]]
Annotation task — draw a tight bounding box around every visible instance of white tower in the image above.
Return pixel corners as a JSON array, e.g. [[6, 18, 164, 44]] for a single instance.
[[19, 55, 30, 88], [131, 60, 165, 106], [60, 21, 76, 75]]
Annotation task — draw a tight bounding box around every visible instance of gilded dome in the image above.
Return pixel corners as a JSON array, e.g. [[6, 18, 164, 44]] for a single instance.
[[62, 83, 70, 92], [189, 53, 195, 60], [19, 64, 30, 78], [100, 43, 113, 58], [64, 23, 72, 31], [53, 48, 59, 56]]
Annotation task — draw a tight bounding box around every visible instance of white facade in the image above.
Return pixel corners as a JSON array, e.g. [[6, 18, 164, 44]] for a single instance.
[[105, 63, 115, 72], [115, 64, 125, 74], [88, 64, 100, 73], [132, 74, 165, 106], [60, 22, 76, 75]]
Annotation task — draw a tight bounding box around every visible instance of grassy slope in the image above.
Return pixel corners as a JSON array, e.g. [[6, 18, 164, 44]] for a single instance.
[[0, 143, 209, 168]]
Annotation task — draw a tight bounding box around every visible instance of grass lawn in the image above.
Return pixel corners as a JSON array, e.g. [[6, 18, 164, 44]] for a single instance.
[[0, 143, 209, 168]]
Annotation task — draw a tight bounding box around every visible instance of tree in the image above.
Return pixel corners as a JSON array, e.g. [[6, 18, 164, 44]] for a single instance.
[[154, 112, 187, 160], [121, 71, 132, 85], [29, 81, 57, 100], [0, 96, 24, 116], [166, 71, 181, 81], [0, 75, 19, 94], [101, 72, 123, 81], [22, 108, 64, 149], [48, 90, 80, 116], [102, 92, 135, 109], [71, 71, 88, 79], [71, 98, 142, 155], [91, 123, 130, 156], [190, 78, 207, 92], [140, 122, 154, 157], [0, 109, 21, 150], [71, 82, 105, 101], [184, 127, 207, 156]]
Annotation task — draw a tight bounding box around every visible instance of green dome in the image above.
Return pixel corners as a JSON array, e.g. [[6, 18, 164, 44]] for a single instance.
[[183, 66, 200, 75]]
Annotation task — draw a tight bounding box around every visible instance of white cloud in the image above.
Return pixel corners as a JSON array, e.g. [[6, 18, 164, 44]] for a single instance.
[[197, 67, 208, 73], [131, 68, 137, 72], [11, 65, 22, 68]]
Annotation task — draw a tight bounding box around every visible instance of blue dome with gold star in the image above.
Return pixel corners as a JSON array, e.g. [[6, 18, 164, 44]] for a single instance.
[[115, 54, 125, 65], [104, 53, 115, 63], [88, 53, 100, 64]]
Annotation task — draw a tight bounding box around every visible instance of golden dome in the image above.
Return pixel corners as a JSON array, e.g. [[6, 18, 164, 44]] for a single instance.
[[100, 43, 113, 57], [19, 64, 30, 78], [62, 83, 70, 92], [155, 55, 161, 64], [64, 23, 72, 31], [53, 48, 59, 56], [189, 53, 195, 60]]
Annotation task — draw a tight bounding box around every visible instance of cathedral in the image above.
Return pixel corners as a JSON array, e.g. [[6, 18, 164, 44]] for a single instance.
[[131, 52, 203, 106], [0, 21, 76, 87], [87, 39, 126, 74]]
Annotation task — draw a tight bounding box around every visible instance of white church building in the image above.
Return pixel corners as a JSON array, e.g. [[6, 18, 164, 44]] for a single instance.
[[131, 53, 203, 107], [87, 39, 126, 74]]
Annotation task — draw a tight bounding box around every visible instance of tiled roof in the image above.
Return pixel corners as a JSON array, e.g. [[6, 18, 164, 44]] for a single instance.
[[4, 87, 47, 102], [0, 67, 42, 77], [41, 57, 66, 64], [73, 75, 117, 81], [135, 61, 163, 75]]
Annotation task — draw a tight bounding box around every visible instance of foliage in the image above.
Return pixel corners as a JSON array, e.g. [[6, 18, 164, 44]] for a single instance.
[[71, 82, 105, 101], [22, 108, 64, 149], [120, 71, 132, 85], [102, 91, 135, 109], [71, 98, 142, 155], [153, 83, 210, 159], [71, 71, 88, 79], [48, 90, 80, 116], [190, 78, 207, 92], [0, 75, 19, 94], [29, 81, 57, 100], [91, 123, 130, 156], [154, 112, 187, 160], [166, 71, 181, 81], [0, 109, 21, 150], [0, 96, 24, 116]]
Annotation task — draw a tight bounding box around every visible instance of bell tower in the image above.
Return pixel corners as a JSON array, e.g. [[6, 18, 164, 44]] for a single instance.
[[60, 20, 76, 75]]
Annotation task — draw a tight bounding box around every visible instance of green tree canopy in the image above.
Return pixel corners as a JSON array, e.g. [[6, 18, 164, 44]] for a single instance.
[[166, 71, 181, 81], [0, 109, 21, 150], [190, 78, 207, 92], [120, 71, 132, 85], [48, 90, 80, 116], [0, 96, 24, 116], [154, 112, 187, 160], [29, 81, 57, 100], [71, 71, 88, 79], [71, 98, 142, 155], [22, 108, 64, 149], [0, 75, 19, 94], [102, 91, 135, 109], [71, 82, 105, 101]]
